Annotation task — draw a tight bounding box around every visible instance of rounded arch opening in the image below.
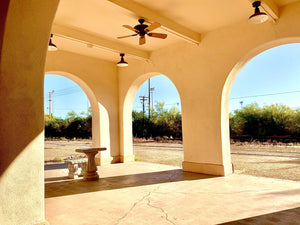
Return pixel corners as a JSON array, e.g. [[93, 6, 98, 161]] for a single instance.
[[44, 71, 111, 161], [222, 38, 300, 178], [122, 72, 183, 165]]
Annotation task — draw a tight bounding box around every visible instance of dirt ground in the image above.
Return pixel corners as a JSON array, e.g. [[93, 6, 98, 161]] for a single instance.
[[44, 140, 93, 163], [44, 140, 300, 182]]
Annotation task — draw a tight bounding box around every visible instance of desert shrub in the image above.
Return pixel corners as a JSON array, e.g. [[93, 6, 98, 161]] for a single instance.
[[44, 112, 91, 139], [230, 103, 297, 137]]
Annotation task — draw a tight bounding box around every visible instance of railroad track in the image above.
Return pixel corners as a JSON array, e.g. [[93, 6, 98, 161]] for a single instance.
[[134, 143, 300, 159], [231, 148, 300, 158]]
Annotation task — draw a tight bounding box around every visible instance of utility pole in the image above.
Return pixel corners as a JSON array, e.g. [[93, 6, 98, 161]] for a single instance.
[[139, 96, 148, 134], [139, 96, 148, 118], [49, 90, 54, 118], [150, 87, 155, 110], [148, 79, 151, 118], [240, 101, 243, 108]]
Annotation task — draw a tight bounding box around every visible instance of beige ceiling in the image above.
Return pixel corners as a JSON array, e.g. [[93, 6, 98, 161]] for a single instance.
[[51, 0, 300, 62]]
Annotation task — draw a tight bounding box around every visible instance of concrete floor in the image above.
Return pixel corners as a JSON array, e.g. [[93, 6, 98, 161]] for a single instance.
[[45, 162, 300, 225]]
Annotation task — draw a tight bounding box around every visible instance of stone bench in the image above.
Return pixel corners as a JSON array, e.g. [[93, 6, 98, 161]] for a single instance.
[[76, 147, 107, 181], [64, 156, 88, 179]]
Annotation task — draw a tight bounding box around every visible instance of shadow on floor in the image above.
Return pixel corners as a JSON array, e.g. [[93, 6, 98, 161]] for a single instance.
[[44, 163, 68, 170], [218, 207, 300, 225], [45, 169, 215, 198], [45, 176, 71, 182]]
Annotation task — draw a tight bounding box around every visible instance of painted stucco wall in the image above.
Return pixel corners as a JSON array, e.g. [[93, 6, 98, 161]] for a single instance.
[[118, 2, 300, 175], [46, 51, 120, 163], [0, 0, 59, 224], [1, 1, 300, 224]]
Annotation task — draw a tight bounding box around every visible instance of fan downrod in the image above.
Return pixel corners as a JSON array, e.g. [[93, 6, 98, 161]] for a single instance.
[[138, 18, 145, 24]]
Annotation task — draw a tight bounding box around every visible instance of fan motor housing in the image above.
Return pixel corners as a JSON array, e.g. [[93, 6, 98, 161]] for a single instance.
[[134, 24, 148, 35]]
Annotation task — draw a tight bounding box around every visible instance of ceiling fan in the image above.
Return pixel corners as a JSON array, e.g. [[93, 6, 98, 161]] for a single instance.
[[117, 19, 167, 45]]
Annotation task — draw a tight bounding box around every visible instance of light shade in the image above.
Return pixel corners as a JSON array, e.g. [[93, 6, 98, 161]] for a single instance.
[[117, 53, 128, 67], [48, 34, 58, 51], [248, 1, 269, 24]]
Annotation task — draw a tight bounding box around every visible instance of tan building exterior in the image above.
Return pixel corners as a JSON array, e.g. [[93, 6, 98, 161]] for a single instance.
[[1, 0, 300, 224]]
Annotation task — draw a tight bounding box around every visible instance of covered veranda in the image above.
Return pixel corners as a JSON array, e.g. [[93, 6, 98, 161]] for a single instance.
[[1, 0, 300, 224]]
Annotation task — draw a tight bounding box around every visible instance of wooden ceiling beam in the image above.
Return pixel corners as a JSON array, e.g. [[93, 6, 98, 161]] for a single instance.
[[52, 24, 150, 61], [107, 0, 201, 44]]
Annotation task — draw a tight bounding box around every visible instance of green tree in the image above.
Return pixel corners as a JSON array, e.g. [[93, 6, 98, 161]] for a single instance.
[[44, 111, 92, 139], [132, 102, 182, 139], [45, 115, 66, 137]]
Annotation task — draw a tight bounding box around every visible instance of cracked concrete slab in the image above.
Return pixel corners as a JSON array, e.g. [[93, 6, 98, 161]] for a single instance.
[[45, 162, 300, 225]]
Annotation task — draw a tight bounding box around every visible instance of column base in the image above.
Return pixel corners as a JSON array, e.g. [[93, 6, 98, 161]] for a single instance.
[[120, 154, 135, 163], [95, 156, 114, 166], [83, 171, 99, 181], [95, 155, 135, 164], [182, 161, 233, 176]]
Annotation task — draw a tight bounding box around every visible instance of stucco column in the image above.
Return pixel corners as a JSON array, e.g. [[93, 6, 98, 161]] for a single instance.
[[0, 1, 59, 224], [119, 85, 136, 163], [181, 84, 233, 176], [94, 103, 115, 165]]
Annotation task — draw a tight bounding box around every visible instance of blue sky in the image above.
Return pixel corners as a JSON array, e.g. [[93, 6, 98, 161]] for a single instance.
[[230, 43, 300, 111], [44, 75, 90, 118], [44, 43, 300, 118], [132, 75, 181, 112], [44, 74, 180, 118]]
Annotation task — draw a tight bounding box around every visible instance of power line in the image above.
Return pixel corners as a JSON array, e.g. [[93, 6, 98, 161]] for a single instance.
[[54, 90, 82, 97], [53, 86, 78, 94], [230, 90, 300, 100], [165, 102, 181, 106], [133, 102, 181, 108], [44, 89, 82, 99], [54, 87, 82, 97], [44, 86, 83, 99], [51, 107, 87, 110]]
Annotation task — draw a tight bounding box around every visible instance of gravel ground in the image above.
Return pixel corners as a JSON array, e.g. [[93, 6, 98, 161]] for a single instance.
[[230, 144, 300, 181], [44, 140, 300, 181], [44, 140, 92, 163]]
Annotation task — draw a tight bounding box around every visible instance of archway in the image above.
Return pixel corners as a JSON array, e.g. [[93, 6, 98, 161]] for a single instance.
[[222, 38, 300, 179], [122, 73, 183, 166], [45, 71, 111, 165]]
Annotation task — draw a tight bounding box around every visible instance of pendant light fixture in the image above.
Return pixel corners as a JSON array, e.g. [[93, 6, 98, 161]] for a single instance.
[[248, 1, 269, 24], [48, 33, 58, 51], [117, 53, 128, 67]]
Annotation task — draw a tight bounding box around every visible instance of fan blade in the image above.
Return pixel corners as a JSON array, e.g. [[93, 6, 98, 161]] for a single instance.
[[117, 34, 138, 39], [139, 36, 145, 45], [123, 25, 138, 32], [145, 22, 161, 32], [147, 33, 167, 39]]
